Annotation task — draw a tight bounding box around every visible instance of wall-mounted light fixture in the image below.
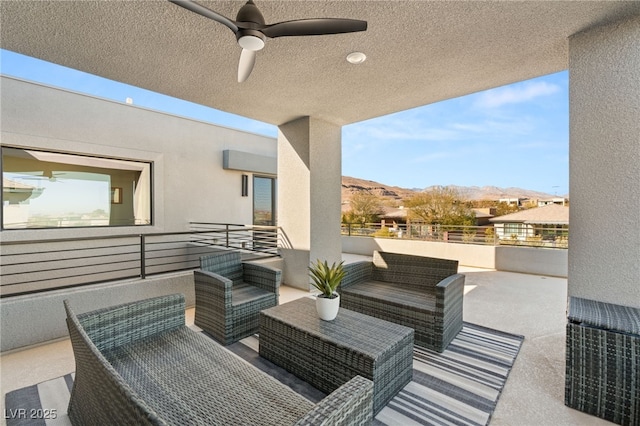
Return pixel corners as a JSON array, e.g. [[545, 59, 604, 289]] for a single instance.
[[241, 174, 249, 196], [111, 187, 123, 204]]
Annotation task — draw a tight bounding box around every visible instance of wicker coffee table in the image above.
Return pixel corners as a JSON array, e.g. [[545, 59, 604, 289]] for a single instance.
[[259, 297, 414, 415]]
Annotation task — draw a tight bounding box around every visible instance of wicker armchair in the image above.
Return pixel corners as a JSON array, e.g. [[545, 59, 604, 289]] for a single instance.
[[194, 251, 280, 345], [339, 251, 465, 352]]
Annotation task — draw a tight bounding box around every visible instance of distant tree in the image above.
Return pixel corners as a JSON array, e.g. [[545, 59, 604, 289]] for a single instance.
[[493, 202, 520, 216], [405, 186, 475, 226], [343, 192, 384, 224], [470, 199, 495, 208]]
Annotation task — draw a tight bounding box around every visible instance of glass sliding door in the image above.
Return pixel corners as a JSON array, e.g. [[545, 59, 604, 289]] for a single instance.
[[253, 176, 276, 226], [253, 176, 276, 252]]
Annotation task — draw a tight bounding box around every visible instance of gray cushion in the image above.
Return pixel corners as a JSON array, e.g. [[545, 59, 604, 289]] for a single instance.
[[568, 296, 640, 335], [342, 280, 437, 311]]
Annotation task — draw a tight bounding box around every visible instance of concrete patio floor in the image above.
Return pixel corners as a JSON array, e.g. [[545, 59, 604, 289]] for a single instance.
[[0, 265, 612, 425]]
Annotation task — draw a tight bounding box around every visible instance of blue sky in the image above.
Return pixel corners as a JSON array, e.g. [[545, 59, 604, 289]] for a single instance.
[[1, 49, 568, 195]]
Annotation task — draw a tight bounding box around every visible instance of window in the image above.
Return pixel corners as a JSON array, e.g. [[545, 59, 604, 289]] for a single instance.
[[536, 224, 569, 240], [504, 223, 522, 236], [253, 176, 276, 226], [2, 147, 151, 229]]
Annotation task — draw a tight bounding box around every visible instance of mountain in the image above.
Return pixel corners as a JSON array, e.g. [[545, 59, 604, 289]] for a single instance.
[[422, 185, 559, 201], [342, 176, 559, 202], [341, 176, 417, 201]]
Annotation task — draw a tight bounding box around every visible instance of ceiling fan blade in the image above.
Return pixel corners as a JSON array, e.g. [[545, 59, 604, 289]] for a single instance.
[[261, 18, 367, 38], [238, 49, 257, 82], [169, 0, 238, 33]]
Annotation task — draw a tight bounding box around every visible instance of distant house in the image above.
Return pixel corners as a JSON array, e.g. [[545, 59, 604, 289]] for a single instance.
[[499, 197, 528, 207], [2, 178, 45, 228], [380, 206, 408, 224], [490, 204, 569, 246], [472, 208, 495, 226], [537, 197, 569, 207]]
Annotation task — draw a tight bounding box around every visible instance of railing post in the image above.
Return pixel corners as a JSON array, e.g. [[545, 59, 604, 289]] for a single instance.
[[225, 224, 230, 248], [140, 234, 146, 279]]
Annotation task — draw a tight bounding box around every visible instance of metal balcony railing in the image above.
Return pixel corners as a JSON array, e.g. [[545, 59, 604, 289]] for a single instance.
[[0, 223, 281, 298], [341, 223, 569, 249]]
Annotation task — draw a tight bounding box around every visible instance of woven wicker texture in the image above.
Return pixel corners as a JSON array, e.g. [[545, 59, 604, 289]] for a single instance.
[[65, 294, 374, 425], [260, 297, 414, 416], [568, 296, 640, 335], [339, 251, 464, 352], [195, 251, 280, 345], [565, 297, 640, 425]]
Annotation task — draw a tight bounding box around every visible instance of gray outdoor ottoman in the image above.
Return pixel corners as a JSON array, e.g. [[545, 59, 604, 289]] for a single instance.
[[565, 296, 640, 425], [259, 297, 414, 416]]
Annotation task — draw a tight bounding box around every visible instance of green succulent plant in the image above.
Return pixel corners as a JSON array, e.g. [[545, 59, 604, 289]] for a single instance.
[[308, 259, 345, 299]]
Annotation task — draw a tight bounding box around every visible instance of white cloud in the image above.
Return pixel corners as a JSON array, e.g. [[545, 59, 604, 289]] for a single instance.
[[345, 114, 464, 143], [474, 81, 560, 108]]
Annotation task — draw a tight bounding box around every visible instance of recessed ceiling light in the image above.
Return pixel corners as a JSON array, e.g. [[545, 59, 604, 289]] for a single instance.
[[346, 52, 366, 64]]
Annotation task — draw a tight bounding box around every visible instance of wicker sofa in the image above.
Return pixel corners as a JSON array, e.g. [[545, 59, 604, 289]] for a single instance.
[[339, 251, 465, 352], [565, 296, 639, 425], [64, 294, 373, 425]]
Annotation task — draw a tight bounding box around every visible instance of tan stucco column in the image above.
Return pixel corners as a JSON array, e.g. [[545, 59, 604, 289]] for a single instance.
[[277, 116, 342, 289], [568, 15, 640, 307]]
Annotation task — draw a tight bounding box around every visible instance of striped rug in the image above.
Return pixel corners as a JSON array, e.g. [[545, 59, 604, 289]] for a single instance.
[[4, 322, 523, 426]]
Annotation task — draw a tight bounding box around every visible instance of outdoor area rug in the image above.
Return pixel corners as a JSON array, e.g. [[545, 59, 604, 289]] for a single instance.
[[4, 322, 523, 426]]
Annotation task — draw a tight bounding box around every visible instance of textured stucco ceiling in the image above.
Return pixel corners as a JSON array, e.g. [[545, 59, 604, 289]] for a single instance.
[[2, 1, 639, 126]]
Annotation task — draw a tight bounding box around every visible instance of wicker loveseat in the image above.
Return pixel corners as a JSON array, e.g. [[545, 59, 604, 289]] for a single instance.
[[64, 294, 373, 425], [339, 251, 465, 352]]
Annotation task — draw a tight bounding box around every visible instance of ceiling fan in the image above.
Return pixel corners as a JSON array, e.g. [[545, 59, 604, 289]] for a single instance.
[[169, 0, 367, 82], [20, 171, 67, 183]]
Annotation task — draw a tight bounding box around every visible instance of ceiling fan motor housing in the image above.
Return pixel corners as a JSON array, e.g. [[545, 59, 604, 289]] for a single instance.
[[236, 29, 266, 51], [235, 0, 266, 50], [236, 0, 264, 24]]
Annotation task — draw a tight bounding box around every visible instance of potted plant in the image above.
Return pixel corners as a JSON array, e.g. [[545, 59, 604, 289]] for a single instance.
[[309, 259, 345, 321]]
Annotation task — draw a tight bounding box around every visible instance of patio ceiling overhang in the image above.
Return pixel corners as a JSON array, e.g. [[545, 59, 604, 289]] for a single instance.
[[2, 1, 639, 127]]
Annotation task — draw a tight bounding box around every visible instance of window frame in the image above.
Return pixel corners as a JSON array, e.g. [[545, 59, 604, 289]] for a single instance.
[[1, 146, 153, 230]]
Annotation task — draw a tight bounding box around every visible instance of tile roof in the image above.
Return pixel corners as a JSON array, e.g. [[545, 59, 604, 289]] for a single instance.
[[489, 204, 569, 225]]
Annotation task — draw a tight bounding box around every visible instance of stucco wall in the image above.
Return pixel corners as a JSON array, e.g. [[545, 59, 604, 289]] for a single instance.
[[0, 272, 195, 352], [495, 246, 567, 278], [277, 117, 343, 289], [568, 16, 640, 307], [0, 76, 277, 242], [342, 236, 496, 269], [342, 236, 568, 277], [0, 77, 279, 350]]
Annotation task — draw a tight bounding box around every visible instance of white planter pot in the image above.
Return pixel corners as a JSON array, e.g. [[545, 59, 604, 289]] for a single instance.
[[316, 293, 340, 321]]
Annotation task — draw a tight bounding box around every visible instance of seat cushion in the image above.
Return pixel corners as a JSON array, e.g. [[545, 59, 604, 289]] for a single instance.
[[342, 280, 436, 311], [102, 327, 313, 425], [568, 296, 640, 335], [232, 282, 274, 306]]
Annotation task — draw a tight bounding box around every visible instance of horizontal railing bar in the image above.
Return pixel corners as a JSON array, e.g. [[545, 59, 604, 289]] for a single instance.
[[1, 250, 141, 267], [1, 266, 142, 287], [0, 259, 141, 277], [0, 243, 141, 258], [0, 230, 250, 247]]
